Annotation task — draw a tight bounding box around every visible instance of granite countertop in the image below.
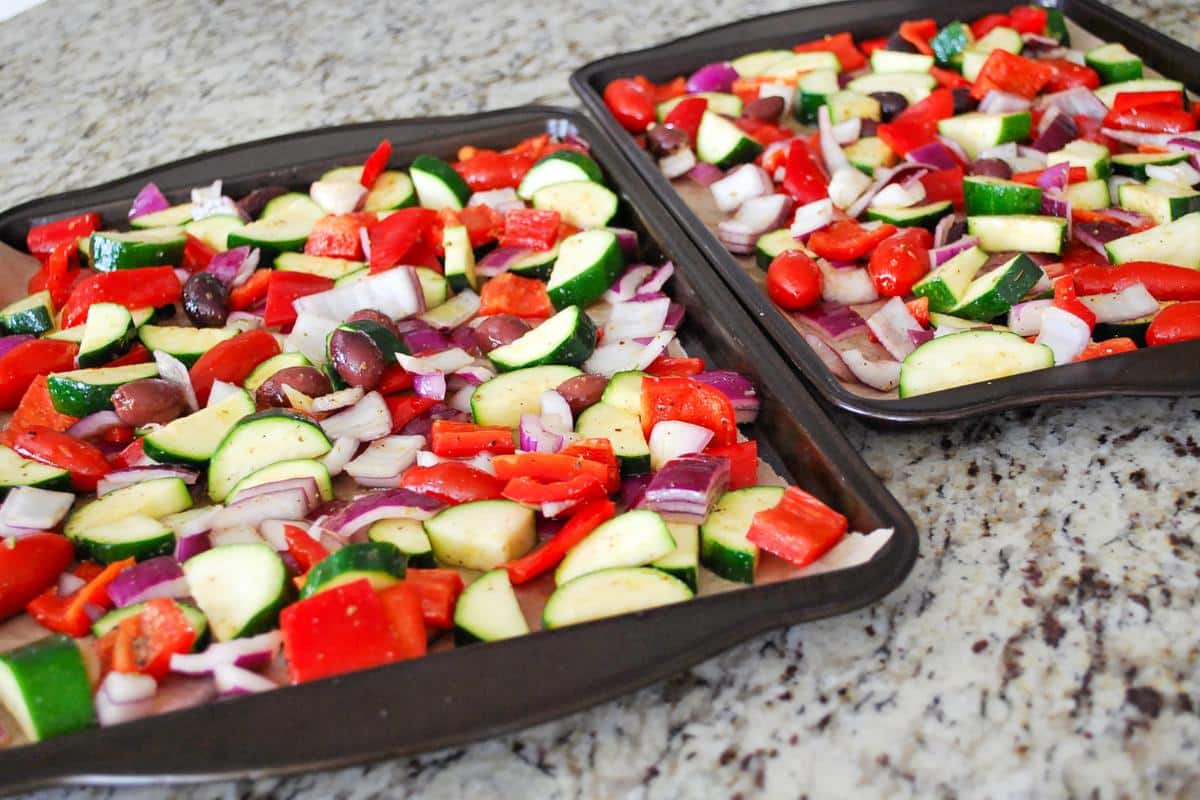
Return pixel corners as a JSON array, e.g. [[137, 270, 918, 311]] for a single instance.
[[2, 0, 1198, 797]]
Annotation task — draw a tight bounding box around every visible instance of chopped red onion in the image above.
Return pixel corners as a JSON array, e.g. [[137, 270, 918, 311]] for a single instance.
[[96, 671, 157, 727], [190, 180, 241, 221], [637, 455, 730, 524], [1101, 207, 1152, 228], [633, 331, 675, 371], [1007, 299, 1054, 336], [637, 262, 674, 295], [1032, 110, 1078, 153], [817, 261, 878, 304], [906, 141, 960, 171], [468, 188, 525, 214], [58, 572, 86, 597], [171, 630, 283, 676], [99, 466, 198, 496], [719, 194, 792, 250], [1074, 221, 1127, 256], [207, 246, 259, 288], [400, 403, 467, 438], [648, 420, 713, 471], [935, 135, 970, 165], [213, 487, 311, 531], [802, 334, 854, 380], [845, 162, 933, 219], [0, 486, 74, 530], [323, 488, 444, 536], [310, 179, 366, 215], [932, 214, 955, 249], [687, 62, 738, 93], [519, 413, 564, 454], [360, 227, 372, 263], [214, 663, 278, 696], [790, 198, 836, 239], [839, 349, 901, 391], [1037, 162, 1070, 192], [621, 473, 652, 509], [978, 90, 1032, 114], [345, 435, 424, 487], [66, 410, 124, 441], [311, 386, 365, 413], [686, 161, 725, 187], [176, 531, 211, 562], [319, 390, 392, 441], [660, 148, 697, 179], [294, 267, 424, 321], [129, 182, 170, 219], [396, 348, 474, 376], [818, 105, 851, 175], [710, 164, 773, 213], [605, 228, 640, 260], [605, 265, 656, 303], [1021, 32, 1061, 50], [106, 556, 189, 608], [1042, 190, 1071, 228], [1035, 306, 1090, 364], [285, 312, 341, 365], [155, 350, 199, 412], [664, 303, 685, 330], [229, 476, 321, 509], [831, 117, 862, 146], [604, 297, 671, 340], [477, 246, 528, 277], [320, 436, 359, 478], [451, 365, 494, 386], [1101, 128, 1179, 148], [410, 372, 445, 401], [1079, 283, 1158, 323], [866, 297, 925, 361]]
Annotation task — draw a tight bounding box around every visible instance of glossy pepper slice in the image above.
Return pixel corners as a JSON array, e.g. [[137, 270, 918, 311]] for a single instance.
[[502, 498, 616, 585], [746, 486, 848, 569], [26, 559, 135, 638], [280, 578, 403, 684], [0, 533, 74, 621], [59, 267, 182, 329], [398, 462, 507, 505], [640, 376, 738, 447], [429, 420, 516, 458], [26, 212, 101, 259]]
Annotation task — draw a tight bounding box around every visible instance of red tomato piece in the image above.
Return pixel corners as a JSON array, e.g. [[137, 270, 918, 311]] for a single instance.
[[868, 228, 933, 297], [399, 462, 507, 505], [766, 250, 822, 311], [0, 533, 74, 620], [604, 78, 656, 133], [11, 426, 112, 492]]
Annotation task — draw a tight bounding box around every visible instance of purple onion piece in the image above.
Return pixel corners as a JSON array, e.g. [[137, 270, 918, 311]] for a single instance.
[[637, 455, 730, 524], [686, 62, 738, 94], [795, 303, 868, 339], [129, 182, 170, 219], [105, 556, 187, 608], [323, 488, 445, 537]]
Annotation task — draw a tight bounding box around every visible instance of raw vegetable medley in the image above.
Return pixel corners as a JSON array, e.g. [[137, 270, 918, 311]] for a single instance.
[[603, 6, 1200, 397], [0, 133, 886, 745]]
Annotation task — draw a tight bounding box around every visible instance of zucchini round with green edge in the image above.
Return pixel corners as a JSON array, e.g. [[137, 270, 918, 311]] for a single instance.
[[274, 252, 365, 280], [471, 365, 583, 428], [363, 171, 417, 211], [866, 200, 953, 230], [182, 543, 290, 641], [963, 176, 1043, 216], [700, 486, 784, 583], [242, 352, 312, 392], [1104, 212, 1200, 267], [129, 203, 193, 230], [227, 216, 312, 262], [1117, 182, 1200, 226], [143, 389, 256, 467], [137, 324, 238, 367], [555, 509, 675, 585], [753, 228, 799, 269], [870, 49, 934, 74], [423, 499, 536, 571], [228, 458, 335, 503], [488, 305, 596, 372], [77, 303, 136, 368], [936, 111, 1031, 160], [1064, 178, 1111, 211], [828, 90, 881, 125], [441, 224, 477, 291], [650, 522, 699, 592], [949, 253, 1045, 320], [912, 245, 989, 314], [0, 445, 70, 497], [517, 150, 603, 201], [532, 181, 620, 229], [794, 69, 839, 124], [1046, 140, 1111, 180], [599, 370, 645, 419], [547, 229, 625, 309], [508, 244, 558, 280], [0, 290, 54, 336], [967, 214, 1068, 255], [1111, 151, 1190, 181], [47, 362, 159, 417], [71, 515, 176, 564], [1084, 42, 1143, 84], [729, 49, 792, 78], [65, 476, 193, 541], [411, 154, 472, 210], [184, 215, 244, 252], [92, 601, 208, 645], [695, 110, 763, 169], [899, 329, 1055, 397], [260, 192, 325, 225], [543, 567, 693, 630], [846, 72, 936, 104], [0, 635, 95, 742], [207, 409, 333, 502], [368, 518, 435, 568], [575, 401, 650, 475], [761, 51, 841, 79], [454, 569, 529, 644], [299, 542, 406, 599], [90, 227, 187, 272], [416, 266, 449, 309]]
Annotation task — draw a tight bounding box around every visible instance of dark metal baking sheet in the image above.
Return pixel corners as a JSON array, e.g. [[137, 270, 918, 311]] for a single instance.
[[570, 0, 1200, 424], [0, 106, 917, 792]]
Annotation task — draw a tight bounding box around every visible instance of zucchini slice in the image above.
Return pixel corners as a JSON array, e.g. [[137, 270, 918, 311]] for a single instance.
[[142, 389, 256, 467], [0, 635, 95, 741], [651, 522, 700, 591], [207, 409, 332, 502], [912, 245, 990, 313], [1105, 212, 1200, 267], [454, 569, 529, 644], [129, 203, 193, 230], [547, 229, 624, 309], [90, 227, 186, 271], [555, 509, 675, 585], [274, 252, 365, 280], [532, 180, 620, 229], [441, 224, 477, 292], [543, 567, 692, 629], [423, 499, 536, 571], [183, 543, 289, 641], [299, 542, 406, 599], [517, 151, 603, 200], [471, 365, 582, 428], [488, 305, 596, 372], [368, 518, 435, 568], [228, 458, 335, 503], [47, 362, 159, 417], [575, 401, 650, 475], [899, 329, 1054, 397], [701, 486, 785, 583], [0, 290, 54, 336], [694, 111, 763, 169], [967, 214, 1068, 255], [183, 215, 245, 252], [0, 445, 70, 496], [949, 253, 1045, 320], [137, 325, 238, 367], [411, 155, 472, 210]]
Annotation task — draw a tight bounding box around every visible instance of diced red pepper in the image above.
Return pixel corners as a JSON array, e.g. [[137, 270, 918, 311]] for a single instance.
[[1103, 103, 1195, 134], [645, 356, 706, 377], [1073, 114, 1117, 150], [452, 150, 536, 192], [26, 558, 134, 638], [781, 140, 829, 205], [360, 139, 392, 189], [1052, 275, 1096, 330], [640, 376, 738, 447], [498, 208, 561, 252], [454, 204, 505, 248], [377, 364, 413, 396], [0, 339, 78, 411], [404, 568, 464, 630], [280, 578, 404, 684], [492, 452, 614, 492], [59, 267, 181, 328], [906, 296, 931, 327], [894, 88, 956, 128], [1011, 166, 1089, 185], [399, 462, 507, 505], [181, 234, 217, 274], [368, 208, 439, 273], [970, 13, 1012, 40], [876, 118, 938, 157], [792, 31, 866, 72], [1042, 59, 1101, 92], [227, 268, 272, 311], [501, 474, 606, 507], [1073, 262, 1200, 301], [919, 166, 966, 209], [663, 96, 708, 144], [376, 583, 427, 660], [644, 75, 688, 104], [0, 533, 74, 621], [26, 212, 101, 258], [26, 240, 80, 308], [189, 329, 281, 405], [1078, 338, 1138, 360], [746, 486, 847, 569], [478, 272, 554, 318], [11, 426, 112, 492], [930, 66, 971, 90], [807, 220, 897, 262], [734, 118, 793, 146], [429, 420, 515, 458], [283, 524, 329, 573], [503, 498, 616, 585], [304, 213, 375, 260], [110, 598, 198, 680], [703, 440, 758, 490], [2, 376, 77, 446], [859, 36, 888, 56], [110, 439, 145, 470], [263, 271, 334, 328], [1008, 5, 1048, 35], [898, 19, 937, 56], [384, 395, 438, 433], [1146, 302, 1200, 347], [1112, 91, 1185, 114], [559, 438, 621, 493], [971, 50, 1053, 101]]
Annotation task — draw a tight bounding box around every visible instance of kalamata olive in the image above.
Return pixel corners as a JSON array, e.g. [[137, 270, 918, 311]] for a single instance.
[[885, 33, 919, 53], [329, 328, 385, 389], [348, 308, 401, 338], [474, 315, 531, 352], [111, 379, 185, 427], [859, 119, 880, 138], [555, 374, 608, 416], [951, 87, 977, 115], [235, 186, 289, 220], [969, 158, 1013, 180], [256, 366, 334, 408], [869, 91, 909, 122], [646, 124, 689, 158], [743, 95, 785, 123], [182, 272, 229, 328]]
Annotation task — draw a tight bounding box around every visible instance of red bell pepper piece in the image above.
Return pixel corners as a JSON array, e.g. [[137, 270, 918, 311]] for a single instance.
[[27, 558, 134, 638], [384, 395, 438, 434], [59, 267, 182, 328], [376, 583, 427, 659], [503, 498, 616, 585], [263, 271, 334, 328], [181, 234, 217, 273], [110, 439, 145, 469], [0, 533, 74, 620], [1052, 275, 1096, 330], [642, 75, 687, 104], [459, 204, 505, 248], [11, 426, 112, 492], [304, 213, 375, 260], [378, 364, 414, 395], [1146, 302, 1200, 347], [645, 356, 706, 378], [498, 209, 561, 252], [404, 568, 464, 629], [1073, 262, 1200, 301], [26, 240, 80, 308], [906, 296, 931, 327], [368, 208, 439, 273], [746, 486, 848, 569], [604, 77, 657, 133], [894, 88, 955, 128], [781, 140, 829, 204], [930, 66, 971, 90], [663, 97, 708, 144], [1073, 114, 1117, 150], [703, 440, 758, 490], [1042, 59, 1101, 92], [501, 474, 606, 506], [734, 118, 793, 146], [640, 376, 738, 447], [26, 212, 100, 258], [971, 50, 1053, 101], [227, 268, 272, 311], [492, 452, 614, 492], [2, 376, 78, 446], [970, 13, 1012, 39], [0, 339, 78, 411], [897, 19, 937, 56], [110, 598, 198, 680], [360, 139, 392, 189], [399, 462, 507, 505], [1112, 91, 1185, 114], [103, 342, 152, 369], [452, 150, 536, 192], [792, 31, 866, 72], [1103, 103, 1195, 134], [806, 220, 897, 262], [1011, 166, 1089, 186], [283, 524, 329, 573], [859, 36, 888, 56], [429, 420, 515, 457], [189, 329, 281, 405], [876, 118, 937, 157], [478, 272, 554, 318], [559, 438, 621, 493], [1078, 338, 1138, 360], [919, 166, 966, 209], [1008, 5, 1048, 35], [280, 578, 405, 684]]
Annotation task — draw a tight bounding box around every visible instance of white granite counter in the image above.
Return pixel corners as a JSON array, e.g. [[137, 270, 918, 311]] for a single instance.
[[1, 0, 1197, 797]]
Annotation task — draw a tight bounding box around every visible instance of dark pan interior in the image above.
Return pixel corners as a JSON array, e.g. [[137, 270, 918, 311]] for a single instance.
[[570, 0, 1200, 425], [0, 107, 916, 792]]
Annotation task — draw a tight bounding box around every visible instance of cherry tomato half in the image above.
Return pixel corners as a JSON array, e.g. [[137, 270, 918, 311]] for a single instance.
[[867, 228, 933, 297], [766, 250, 823, 311], [603, 78, 655, 134]]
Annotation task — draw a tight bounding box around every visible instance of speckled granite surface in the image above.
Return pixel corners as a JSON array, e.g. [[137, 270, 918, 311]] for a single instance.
[[2, 0, 1198, 797]]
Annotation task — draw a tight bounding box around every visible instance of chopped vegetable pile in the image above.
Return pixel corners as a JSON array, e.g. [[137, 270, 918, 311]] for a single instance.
[[0, 133, 888, 745], [603, 6, 1200, 397]]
